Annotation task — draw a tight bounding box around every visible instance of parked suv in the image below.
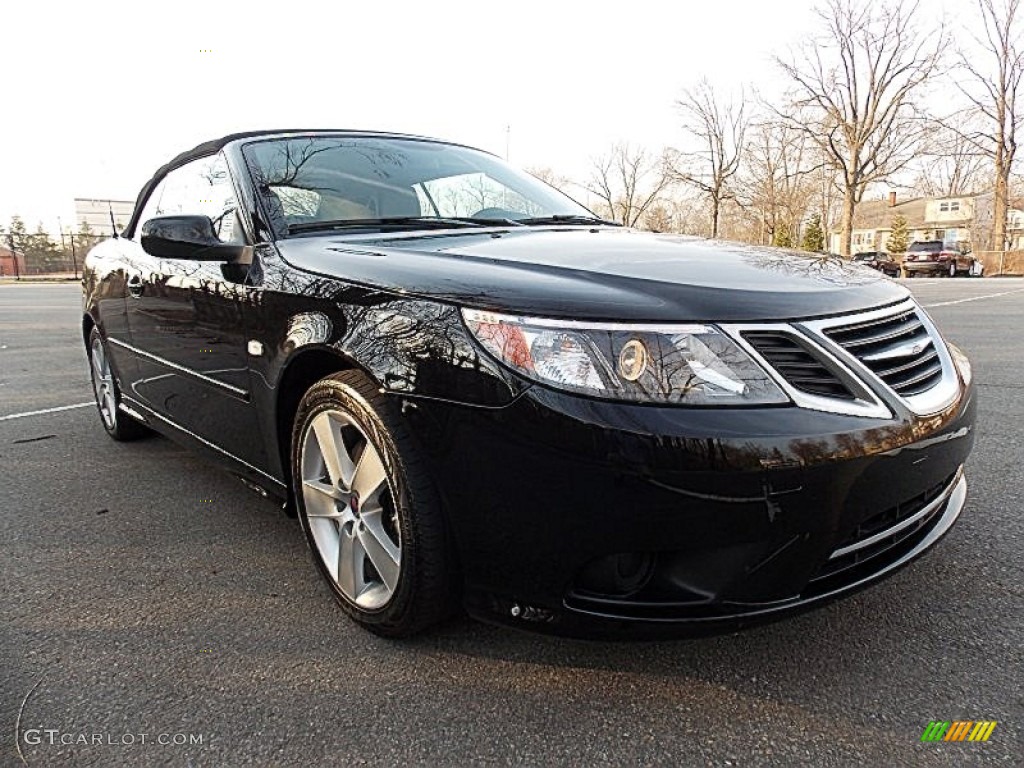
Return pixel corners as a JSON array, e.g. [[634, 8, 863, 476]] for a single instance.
[[902, 241, 973, 278], [853, 251, 901, 277]]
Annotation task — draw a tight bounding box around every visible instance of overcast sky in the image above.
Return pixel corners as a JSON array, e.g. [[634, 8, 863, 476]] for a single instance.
[[2, 0, 956, 232]]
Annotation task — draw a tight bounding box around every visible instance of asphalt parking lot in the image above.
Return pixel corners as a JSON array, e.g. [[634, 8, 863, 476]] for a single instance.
[[2, 279, 1022, 767]]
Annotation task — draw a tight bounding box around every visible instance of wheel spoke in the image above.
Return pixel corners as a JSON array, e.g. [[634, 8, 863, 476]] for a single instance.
[[358, 511, 401, 591], [352, 442, 387, 501], [337, 526, 365, 600], [311, 414, 355, 488], [302, 480, 344, 518], [309, 517, 339, 581]]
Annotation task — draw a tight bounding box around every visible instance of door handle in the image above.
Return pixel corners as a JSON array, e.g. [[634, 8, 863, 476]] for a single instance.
[[127, 275, 143, 298]]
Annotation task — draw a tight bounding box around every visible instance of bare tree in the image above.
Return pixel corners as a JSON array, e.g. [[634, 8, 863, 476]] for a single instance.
[[526, 167, 572, 194], [775, 0, 944, 257], [814, 146, 846, 252], [584, 143, 672, 227], [640, 203, 676, 233], [670, 79, 747, 238], [958, 0, 1024, 251], [912, 121, 988, 196], [742, 116, 818, 245]]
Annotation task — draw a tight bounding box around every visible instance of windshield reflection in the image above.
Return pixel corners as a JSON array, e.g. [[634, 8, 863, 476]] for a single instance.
[[243, 136, 593, 237]]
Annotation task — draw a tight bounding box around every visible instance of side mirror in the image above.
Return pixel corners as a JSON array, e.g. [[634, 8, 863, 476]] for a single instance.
[[140, 215, 247, 261]]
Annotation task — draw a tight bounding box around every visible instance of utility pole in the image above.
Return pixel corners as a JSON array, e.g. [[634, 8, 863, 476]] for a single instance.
[[69, 232, 78, 280], [60, 216, 80, 279], [58, 217, 68, 273], [505, 125, 511, 161]]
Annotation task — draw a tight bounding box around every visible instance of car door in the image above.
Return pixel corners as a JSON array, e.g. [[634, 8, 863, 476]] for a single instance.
[[120, 153, 268, 470]]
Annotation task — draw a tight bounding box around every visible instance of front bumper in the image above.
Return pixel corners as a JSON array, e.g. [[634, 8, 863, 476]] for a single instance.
[[554, 465, 967, 637], [404, 376, 975, 638]]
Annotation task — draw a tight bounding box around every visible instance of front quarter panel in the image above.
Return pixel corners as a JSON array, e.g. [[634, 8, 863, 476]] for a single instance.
[[245, 245, 528, 480]]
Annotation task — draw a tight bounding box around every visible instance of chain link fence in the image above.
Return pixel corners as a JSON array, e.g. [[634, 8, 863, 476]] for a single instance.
[[0, 230, 110, 279]]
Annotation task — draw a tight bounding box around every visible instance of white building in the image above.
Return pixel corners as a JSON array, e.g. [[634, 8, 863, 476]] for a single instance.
[[73, 198, 134, 236]]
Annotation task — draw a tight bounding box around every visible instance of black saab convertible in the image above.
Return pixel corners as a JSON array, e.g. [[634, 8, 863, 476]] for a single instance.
[[82, 130, 975, 637]]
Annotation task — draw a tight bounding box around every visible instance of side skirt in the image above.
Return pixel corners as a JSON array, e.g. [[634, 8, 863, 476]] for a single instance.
[[120, 395, 288, 503]]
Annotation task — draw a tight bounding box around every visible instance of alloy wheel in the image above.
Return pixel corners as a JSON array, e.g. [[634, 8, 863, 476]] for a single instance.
[[90, 336, 117, 429], [300, 409, 401, 610]]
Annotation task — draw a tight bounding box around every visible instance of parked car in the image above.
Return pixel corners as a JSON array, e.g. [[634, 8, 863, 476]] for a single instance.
[[82, 130, 976, 638], [902, 240, 974, 277], [853, 251, 901, 277]]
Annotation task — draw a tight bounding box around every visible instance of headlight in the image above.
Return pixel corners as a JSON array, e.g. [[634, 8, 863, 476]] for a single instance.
[[462, 309, 789, 405], [947, 342, 973, 386]]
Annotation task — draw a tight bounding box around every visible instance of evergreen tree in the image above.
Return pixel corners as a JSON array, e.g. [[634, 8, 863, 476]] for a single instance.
[[7, 216, 29, 255], [26, 223, 63, 273], [773, 226, 794, 248], [801, 214, 825, 252], [76, 218, 102, 255], [887, 214, 909, 254]]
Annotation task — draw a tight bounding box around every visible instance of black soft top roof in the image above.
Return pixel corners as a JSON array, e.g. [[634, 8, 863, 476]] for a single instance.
[[127, 129, 454, 235]]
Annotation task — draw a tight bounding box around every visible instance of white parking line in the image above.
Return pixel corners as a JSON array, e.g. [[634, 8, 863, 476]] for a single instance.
[[922, 288, 1024, 308], [0, 402, 93, 422]]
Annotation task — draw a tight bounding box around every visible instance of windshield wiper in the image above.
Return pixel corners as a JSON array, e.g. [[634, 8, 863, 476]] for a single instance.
[[516, 214, 620, 227], [287, 216, 521, 235]]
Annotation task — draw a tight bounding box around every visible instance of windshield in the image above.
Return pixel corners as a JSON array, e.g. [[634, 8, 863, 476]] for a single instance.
[[243, 136, 594, 236], [908, 241, 943, 252]]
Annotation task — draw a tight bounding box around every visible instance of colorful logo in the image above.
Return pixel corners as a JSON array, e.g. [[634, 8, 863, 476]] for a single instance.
[[921, 721, 997, 742]]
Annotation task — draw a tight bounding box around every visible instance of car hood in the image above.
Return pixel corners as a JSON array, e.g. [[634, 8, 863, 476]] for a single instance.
[[277, 227, 909, 322]]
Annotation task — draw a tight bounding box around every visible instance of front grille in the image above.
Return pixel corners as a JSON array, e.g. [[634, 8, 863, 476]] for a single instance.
[[743, 331, 855, 400], [810, 471, 957, 585], [824, 308, 943, 396]]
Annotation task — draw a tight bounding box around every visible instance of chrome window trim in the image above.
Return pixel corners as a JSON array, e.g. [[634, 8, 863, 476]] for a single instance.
[[719, 323, 893, 419], [799, 299, 960, 417]]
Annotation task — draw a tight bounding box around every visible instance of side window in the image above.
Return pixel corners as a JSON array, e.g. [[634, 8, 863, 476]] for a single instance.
[[135, 154, 243, 243]]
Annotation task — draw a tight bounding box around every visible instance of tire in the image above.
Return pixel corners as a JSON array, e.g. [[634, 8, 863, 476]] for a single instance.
[[87, 327, 149, 441], [291, 370, 455, 637]]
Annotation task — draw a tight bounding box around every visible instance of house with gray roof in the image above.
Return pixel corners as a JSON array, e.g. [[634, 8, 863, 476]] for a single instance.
[[831, 192, 1024, 254]]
